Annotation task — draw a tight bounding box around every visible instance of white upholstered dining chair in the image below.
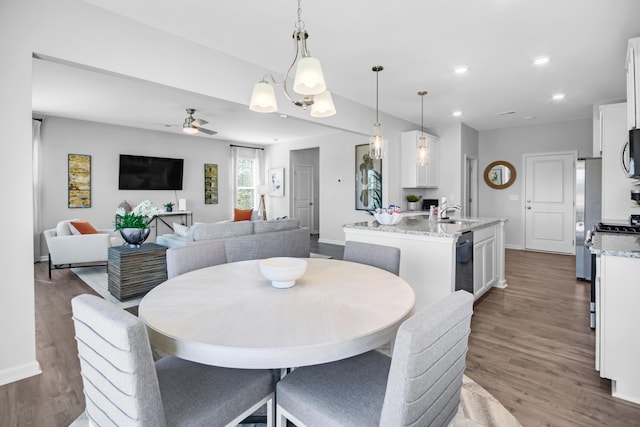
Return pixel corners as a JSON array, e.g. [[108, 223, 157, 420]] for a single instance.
[[275, 290, 474, 427], [166, 240, 228, 279], [343, 240, 401, 275], [71, 294, 275, 427]]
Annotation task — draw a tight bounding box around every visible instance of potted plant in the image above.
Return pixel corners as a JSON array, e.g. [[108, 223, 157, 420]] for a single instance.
[[164, 202, 175, 212], [406, 194, 421, 211], [115, 200, 163, 247]]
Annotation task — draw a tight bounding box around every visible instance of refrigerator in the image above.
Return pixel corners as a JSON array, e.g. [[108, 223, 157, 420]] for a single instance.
[[575, 157, 602, 280]]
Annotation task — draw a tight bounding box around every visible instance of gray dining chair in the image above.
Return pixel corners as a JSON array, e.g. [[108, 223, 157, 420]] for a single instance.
[[166, 240, 227, 279], [275, 290, 474, 427], [343, 240, 401, 275], [71, 294, 274, 426]]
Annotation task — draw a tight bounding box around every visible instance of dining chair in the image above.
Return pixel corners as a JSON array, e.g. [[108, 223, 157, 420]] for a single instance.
[[343, 240, 401, 275], [71, 294, 274, 427], [275, 290, 474, 427], [166, 240, 227, 279]]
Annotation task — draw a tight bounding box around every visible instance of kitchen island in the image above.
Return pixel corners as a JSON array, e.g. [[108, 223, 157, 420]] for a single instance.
[[343, 215, 507, 311], [590, 232, 640, 404]]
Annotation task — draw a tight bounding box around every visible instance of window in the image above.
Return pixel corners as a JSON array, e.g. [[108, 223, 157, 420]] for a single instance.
[[236, 156, 256, 209], [232, 146, 264, 213]]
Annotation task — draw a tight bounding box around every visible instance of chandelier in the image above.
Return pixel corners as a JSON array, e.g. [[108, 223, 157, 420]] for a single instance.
[[369, 66, 386, 160], [417, 91, 429, 166], [249, 0, 336, 118]]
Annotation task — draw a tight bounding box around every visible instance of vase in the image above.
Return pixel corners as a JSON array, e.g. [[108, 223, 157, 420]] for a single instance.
[[120, 228, 151, 248], [407, 202, 417, 211]]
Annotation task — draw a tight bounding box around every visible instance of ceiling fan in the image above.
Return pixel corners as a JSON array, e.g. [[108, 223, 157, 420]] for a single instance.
[[158, 108, 218, 135]]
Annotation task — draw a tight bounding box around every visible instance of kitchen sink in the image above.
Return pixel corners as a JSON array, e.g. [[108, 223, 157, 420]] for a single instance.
[[437, 218, 480, 225]]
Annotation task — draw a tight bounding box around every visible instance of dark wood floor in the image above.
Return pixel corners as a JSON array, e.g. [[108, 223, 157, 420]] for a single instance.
[[2, 243, 640, 426]]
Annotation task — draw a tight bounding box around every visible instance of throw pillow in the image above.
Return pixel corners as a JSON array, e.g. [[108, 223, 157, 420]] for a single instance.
[[173, 222, 190, 237], [69, 220, 98, 235], [234, 208, 253, 222]]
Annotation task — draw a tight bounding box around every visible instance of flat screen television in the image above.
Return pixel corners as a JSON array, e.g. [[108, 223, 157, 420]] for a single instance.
[[118, 154, 184, 190]]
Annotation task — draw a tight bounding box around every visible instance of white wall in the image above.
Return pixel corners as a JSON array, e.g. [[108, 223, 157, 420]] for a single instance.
[[479, 118, 593, 248], [38, 117, 237, 253]]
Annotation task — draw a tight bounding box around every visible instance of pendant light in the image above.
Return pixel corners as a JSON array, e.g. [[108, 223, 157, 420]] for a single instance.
[[249, 0, 336, 117], [417, 91, 429, 166], [369, 65, 386, 160]]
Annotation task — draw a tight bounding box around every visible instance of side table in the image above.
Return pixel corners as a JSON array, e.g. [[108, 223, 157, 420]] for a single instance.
[[108, 243, 167, 300]]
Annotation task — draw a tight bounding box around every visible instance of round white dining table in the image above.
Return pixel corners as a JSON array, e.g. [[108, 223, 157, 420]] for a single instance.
[[138, 258, 415, 369]]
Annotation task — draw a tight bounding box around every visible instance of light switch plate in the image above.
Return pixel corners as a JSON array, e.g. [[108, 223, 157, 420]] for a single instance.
[[508, 194, 520, 201]]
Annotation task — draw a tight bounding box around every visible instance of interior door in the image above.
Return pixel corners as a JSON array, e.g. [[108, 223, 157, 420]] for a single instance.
[[293, 164, 313, 231], [524, 152, 575, 254]]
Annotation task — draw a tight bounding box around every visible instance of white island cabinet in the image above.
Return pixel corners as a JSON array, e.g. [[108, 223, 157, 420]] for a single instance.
[[592, 233, 640, 404], [343, 216, 507, 312]]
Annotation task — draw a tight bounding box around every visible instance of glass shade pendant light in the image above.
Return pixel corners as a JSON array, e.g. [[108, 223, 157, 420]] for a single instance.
[[249, 0, 335, 117], [417, 91, 429, 166], [369, 66, 386, 160]]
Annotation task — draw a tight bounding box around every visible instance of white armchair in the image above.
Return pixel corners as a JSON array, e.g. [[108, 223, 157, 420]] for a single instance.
[[43, 219, 122, 278]]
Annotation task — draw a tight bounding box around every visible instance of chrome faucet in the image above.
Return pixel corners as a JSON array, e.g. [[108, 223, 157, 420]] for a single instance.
[[439, 201, 462, 219]]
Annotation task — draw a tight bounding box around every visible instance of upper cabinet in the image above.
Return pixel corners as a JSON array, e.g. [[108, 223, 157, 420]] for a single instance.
[[400, 130, 439, 188], [627, 37, 640, 130]]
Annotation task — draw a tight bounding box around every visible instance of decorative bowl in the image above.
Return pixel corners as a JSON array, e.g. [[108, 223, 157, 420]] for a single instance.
[[373, 211, 403, 225], [259, 257, 308, 288]]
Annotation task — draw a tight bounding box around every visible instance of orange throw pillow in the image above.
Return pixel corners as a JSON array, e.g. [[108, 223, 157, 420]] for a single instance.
[[69, 220, 98, 234], [233, 208, 253, 222]]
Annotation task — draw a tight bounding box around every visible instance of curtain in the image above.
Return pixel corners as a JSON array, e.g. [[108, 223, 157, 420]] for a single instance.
[[32, 119, 42, 262], [231, 146, 239, 216]]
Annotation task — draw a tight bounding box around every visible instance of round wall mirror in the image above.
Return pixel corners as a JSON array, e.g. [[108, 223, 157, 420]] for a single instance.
[[483, 161, 517, 189]]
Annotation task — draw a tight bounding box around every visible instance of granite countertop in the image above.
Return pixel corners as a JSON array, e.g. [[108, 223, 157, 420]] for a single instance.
[[343, 215, 505, 238], [590, 233, 640, 258]]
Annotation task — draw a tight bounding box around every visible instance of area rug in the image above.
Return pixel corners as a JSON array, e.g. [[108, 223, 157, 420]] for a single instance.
[[71, 266, 142, 309]]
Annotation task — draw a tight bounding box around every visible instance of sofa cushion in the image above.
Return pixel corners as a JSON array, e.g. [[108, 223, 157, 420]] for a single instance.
[[70, 220, 99, 235], [56, 219, 79, 237], [190, 221, 254, 241], [253, 218, 301, 234], [173, 222, 190, 237], [234, 208, 253, 222]]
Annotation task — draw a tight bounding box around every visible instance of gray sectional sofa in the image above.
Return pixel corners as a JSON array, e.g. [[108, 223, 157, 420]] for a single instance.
[[155, 218, 310, 262]]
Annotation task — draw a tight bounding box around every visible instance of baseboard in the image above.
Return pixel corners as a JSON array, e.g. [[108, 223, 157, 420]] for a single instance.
[[505, 244, 523, 250], [0, 360, 42, 386], [318, 237, 345, 246]]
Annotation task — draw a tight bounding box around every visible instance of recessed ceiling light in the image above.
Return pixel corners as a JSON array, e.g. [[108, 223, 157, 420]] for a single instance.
[[552, 93, 565, 101], [452, 111, 462, 117], [453, 65, 468, 74], [533, 56, 550, 65]]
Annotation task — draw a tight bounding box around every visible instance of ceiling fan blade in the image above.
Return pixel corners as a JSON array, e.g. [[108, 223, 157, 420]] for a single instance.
[[192, 118, 208, 127], [198, 127, 218, 135]]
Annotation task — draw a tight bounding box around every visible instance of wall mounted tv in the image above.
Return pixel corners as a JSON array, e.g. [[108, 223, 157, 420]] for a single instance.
[[118, 154, 184, 190]]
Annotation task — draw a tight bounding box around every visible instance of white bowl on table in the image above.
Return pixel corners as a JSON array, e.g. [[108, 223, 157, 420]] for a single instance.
[[373, 211, 403, 225], [259, 257, 308, 288]]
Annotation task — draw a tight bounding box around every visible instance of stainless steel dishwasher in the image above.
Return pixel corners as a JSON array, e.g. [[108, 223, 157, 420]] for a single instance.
[[455, 231, 474, 294]]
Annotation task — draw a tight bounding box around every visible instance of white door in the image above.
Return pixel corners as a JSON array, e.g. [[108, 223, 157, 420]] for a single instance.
[[524, 152, 575, 254], [293, 164, 313, 230]]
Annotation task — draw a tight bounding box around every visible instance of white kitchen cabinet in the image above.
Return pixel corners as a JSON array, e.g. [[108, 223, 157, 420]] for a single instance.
[[600, 102, 638, 220], [596, 254, 640, 404], [472, 225, 497, 299], [400, 130, 438, 188], [627, 37, 640, 130]]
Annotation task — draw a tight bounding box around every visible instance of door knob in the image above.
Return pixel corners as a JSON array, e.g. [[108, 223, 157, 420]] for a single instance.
[[527, 206, 531, 210]]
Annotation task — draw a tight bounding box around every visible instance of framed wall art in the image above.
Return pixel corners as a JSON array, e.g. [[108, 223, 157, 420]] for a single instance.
[[204, 163, 219, 204], [269, 167, 284, 197], [355, 144, 382, 211], [68, 153, 91, 208]]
